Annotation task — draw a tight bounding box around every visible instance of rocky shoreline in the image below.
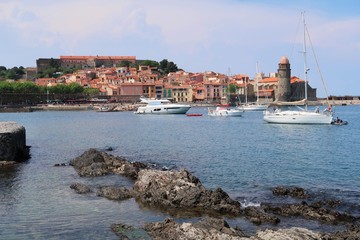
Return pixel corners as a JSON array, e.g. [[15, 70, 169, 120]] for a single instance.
[[61, 149, 359, 239]]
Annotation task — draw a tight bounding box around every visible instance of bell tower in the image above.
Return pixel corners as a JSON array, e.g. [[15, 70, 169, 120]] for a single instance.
[[276, 56, 291, 102]]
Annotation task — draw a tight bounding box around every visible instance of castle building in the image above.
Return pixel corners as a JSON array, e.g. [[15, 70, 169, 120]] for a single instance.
[[36, 56, 136, 72]]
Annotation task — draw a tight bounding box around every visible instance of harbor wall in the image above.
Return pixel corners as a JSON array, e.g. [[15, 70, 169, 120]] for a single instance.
[[0, 122, 28, 162]]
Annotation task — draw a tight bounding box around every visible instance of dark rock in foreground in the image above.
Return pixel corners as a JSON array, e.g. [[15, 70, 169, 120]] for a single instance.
[[321, 223, 360, 240], [272, 186, 308, 199], [69, 150, 241, 217], [144, 217, 247, 240], [263, 201, 357, 224], [142, 217, 321, 240], [242, 206, 280, 225], [69, 148, 147, 178], [111, 223, 152, 240], [133, 169, 241, 216], [97, 186, 133, 200], [70, 183, 92, 194]]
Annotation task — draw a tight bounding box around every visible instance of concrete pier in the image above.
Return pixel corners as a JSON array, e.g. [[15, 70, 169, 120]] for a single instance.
[[0, 122, 29, 162]]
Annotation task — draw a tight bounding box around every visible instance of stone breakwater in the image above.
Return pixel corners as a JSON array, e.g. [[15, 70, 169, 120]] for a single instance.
[[0, 122, 29, 164], [64, 149, 360, 239]]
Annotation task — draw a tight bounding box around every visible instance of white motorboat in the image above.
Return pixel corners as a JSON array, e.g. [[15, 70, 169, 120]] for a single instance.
[[208, 106, 244, 117], [135, 98, 191, 114], [263, 12, 333, 125]]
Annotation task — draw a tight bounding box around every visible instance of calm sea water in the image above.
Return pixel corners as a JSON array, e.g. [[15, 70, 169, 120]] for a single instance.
[[1, 105, 359, 239]]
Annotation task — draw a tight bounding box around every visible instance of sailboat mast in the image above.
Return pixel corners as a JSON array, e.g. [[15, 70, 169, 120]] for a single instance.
[[302, 12, 308, 111], [256, 62, 260, 104], [245, 78, 248, 104]]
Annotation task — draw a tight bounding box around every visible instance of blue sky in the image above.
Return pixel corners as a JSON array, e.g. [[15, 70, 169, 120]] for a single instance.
[[1, 0, 359, 97]]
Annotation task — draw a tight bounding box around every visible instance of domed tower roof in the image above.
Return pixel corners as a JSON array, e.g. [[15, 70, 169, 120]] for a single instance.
[[280, 56, 289, 64]]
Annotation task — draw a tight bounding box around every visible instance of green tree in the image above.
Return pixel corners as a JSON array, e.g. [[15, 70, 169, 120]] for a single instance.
[[141, 60, 159, 68], [167, 61, 178, 73], [159, 59, 168, 71], [5, 70, 17, 79], [0, 81, 14, 92], [159, 59, 178, 74], [84, 88, 99, 96], [68, 82, 84, 94], [118, 61, 131, 68], [228, 84, 238, 93]]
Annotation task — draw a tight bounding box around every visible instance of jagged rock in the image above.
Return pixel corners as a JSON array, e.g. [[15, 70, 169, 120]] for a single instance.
[[321, 223, 360, 240], [111, 223, 152, 240], [144, 217, 247, 240], [272, 186, 308, 199], [242, 206, 280, 225], [263, 201, 356, 224], [143, 217, 322, 240], [70, 183, 92, 194], [69, 149, 147, 178], [310, 199, 341, 209], [133, 169, 241, 216], [97, 186, 133, 200], [253, 227, 321, 240]]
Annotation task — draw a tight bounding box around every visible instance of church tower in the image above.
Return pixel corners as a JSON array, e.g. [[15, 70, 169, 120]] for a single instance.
[[276, 56, 291, 102]]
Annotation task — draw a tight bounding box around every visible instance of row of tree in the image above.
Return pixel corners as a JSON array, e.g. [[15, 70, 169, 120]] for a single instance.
[[0, 81, 98, 95]]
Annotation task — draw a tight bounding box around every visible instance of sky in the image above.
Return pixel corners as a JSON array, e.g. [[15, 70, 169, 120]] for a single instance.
[[1, 0, 359, 97]]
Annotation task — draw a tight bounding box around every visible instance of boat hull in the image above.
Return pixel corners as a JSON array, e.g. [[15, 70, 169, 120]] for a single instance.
[[263, 110, 333, 124], [241, 104, 268, 111], [135, 105, 191, 114], [208, 107, 244, 117]]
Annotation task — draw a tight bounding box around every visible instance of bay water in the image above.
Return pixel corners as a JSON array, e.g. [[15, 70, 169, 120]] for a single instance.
[[1, 105, 359, 239]]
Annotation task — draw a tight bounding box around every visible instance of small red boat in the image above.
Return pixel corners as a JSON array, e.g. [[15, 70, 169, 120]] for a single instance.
[[186, 113, 203, 117]]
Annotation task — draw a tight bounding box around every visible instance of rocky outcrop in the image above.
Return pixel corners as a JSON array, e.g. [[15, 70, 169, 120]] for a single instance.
[[69, 150, 240, 216], [111, 223, 152, 240], [242, 206, 280, 225], [263, 201, 357, 224], [70, 183, 92, 194], [145, 217, 247, 240], [253, 227, 321, 240], [272, 186, 308, 199], [69, 148, 147, 178], [0, 121, 29, 162], [96, 186, 133, 200], [142, 217, 321, 240], [133, 169, 241, 216], [321, 223, 360, 239]]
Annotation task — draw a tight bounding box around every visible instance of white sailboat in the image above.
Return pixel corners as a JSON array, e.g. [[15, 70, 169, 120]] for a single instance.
[[263, 12, 333, 124], [241, 63, 268, 111]]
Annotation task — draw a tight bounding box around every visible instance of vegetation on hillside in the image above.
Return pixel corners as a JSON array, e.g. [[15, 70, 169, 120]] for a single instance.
[[0, 66, 26, 80], [1, 58, 180, 81]]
